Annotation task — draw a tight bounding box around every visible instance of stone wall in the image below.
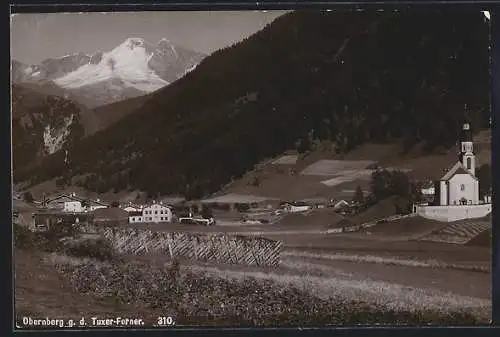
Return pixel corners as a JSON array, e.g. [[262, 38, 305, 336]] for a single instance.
[[414, 204, 492, 222]]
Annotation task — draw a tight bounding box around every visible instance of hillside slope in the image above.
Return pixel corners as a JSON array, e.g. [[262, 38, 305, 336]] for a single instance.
[[16, 11, 490, 198], [12, 84, 85, 173]]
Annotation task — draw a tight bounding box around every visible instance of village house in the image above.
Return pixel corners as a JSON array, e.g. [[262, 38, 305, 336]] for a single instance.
[[280, 201, 312, 213], [420, 183, 436, 197], [333, 199, 350, 211], [42, 193, 109, 213], [128, 201, 173, 224], [413, 116, 492, 222]]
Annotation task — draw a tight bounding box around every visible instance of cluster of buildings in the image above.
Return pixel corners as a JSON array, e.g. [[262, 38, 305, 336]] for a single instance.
[[14, 193, 179, 230]]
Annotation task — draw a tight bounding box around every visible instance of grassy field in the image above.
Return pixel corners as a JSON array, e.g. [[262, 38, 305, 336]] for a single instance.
[[15, 248, 489, 327], [14, 213, 492, 327]]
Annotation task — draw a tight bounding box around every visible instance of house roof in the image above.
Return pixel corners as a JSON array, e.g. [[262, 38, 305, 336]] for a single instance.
[[158, 197, 186, 205], [298, 197, 329, 204], [143, 202, 172, 209], [45, 194, 109, 206], [285, 201, 310, 207], [122, 203, 142, 209], [440, 161, 477, 181], [45, 194, 83, 203]]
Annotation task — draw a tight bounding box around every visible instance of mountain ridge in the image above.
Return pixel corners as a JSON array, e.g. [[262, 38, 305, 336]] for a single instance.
[[15, 11, 490, 199], [11, 37, 206, 108]]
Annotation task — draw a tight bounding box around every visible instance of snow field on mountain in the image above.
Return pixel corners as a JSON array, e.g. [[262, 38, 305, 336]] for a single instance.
[[54, 38, 168, 92]]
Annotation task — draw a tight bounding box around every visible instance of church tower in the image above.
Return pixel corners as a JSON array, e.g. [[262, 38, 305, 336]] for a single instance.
[[459, 105, 476, 176]]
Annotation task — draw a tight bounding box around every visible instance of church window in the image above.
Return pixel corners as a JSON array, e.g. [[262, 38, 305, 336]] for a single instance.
[[460, 184, 465, 191], [466, 157, 472, 170]]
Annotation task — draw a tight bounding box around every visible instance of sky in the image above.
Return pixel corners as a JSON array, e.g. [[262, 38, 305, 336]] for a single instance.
[[10, 11, 288, 64]]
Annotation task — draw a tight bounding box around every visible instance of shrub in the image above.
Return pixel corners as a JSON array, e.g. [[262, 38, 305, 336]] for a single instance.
[[63, 238, 117, 262], [13, 223, 34, 250]]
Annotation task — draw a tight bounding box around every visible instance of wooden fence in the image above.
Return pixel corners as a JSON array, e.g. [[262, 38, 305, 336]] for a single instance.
[[81, 225, 282, 267]]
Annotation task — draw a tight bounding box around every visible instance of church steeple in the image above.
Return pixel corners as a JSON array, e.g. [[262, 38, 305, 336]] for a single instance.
[[459, 104, 475, 176]]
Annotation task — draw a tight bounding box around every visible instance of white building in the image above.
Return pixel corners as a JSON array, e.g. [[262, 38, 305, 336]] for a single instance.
[[128, 202, 173, 224], [420, 186, 435, 196], [281, 201, 312, 213], [414, 118, 491, 222]]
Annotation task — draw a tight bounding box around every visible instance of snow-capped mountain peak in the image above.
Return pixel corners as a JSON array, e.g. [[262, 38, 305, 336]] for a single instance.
[[54, 37, 168, 92], [12, 37, 206, 108]]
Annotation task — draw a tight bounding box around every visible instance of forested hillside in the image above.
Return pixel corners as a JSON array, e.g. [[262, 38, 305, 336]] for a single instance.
[[15, 11, 490, 199], [12, 84, 85, 173]]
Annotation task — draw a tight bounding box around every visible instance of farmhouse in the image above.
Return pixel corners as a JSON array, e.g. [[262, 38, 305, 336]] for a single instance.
[[280, 201, 312, 213], [333, 199, 350, 211], [413, 117, 492, 222], [128, 201, 173, 224], [42, 193, 109, 212]]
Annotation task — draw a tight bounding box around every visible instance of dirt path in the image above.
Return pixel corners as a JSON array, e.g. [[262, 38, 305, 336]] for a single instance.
[[14, 249, 164, 325]]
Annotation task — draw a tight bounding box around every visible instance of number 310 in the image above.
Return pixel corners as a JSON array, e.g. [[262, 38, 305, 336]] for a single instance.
[[157, 316, 175, 326]]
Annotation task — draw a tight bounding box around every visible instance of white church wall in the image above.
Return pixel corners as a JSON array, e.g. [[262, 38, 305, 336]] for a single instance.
[[448, 174, 478, 205], [439, 181, 448, 206], [414, 204, 491, 222], [475, 182, 480, 205]]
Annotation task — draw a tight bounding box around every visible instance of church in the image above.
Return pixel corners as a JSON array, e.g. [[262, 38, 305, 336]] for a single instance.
[[434, 121, 479, 206], [413, 114, 491, 222]]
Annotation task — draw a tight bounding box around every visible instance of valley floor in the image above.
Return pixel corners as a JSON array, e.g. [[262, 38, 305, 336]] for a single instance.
[[15, 214, 492, 326]]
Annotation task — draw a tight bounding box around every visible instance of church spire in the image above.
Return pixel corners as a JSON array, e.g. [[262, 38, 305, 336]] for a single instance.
[[460, 104, 472, 142], [459, 104, 475, 175]]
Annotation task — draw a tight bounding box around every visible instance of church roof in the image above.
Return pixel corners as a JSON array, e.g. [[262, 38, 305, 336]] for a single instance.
[[440, 161, 477, 181]]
